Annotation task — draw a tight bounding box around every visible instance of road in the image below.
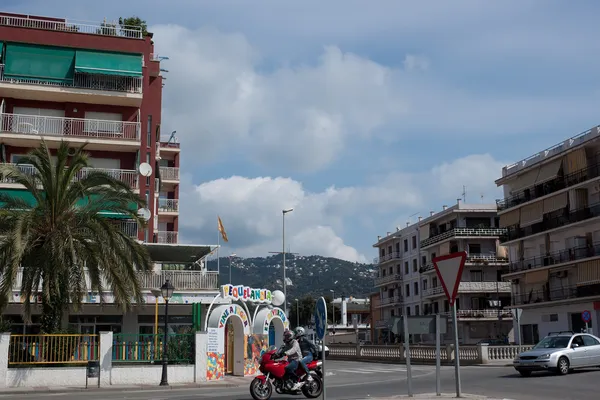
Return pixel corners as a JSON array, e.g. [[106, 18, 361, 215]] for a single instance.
[[2, 360, 600, 400]]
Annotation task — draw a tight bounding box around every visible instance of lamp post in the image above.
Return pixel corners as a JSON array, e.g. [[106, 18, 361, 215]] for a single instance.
[[330, 289, 335, 327], [159, 279, 175, 386], [295, 299, 299, 328], [229, 253, 237, 284], [282, 208, 293, 314]]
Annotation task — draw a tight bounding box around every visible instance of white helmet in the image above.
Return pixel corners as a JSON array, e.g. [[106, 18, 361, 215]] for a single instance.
[[295, 326, 306, 337]]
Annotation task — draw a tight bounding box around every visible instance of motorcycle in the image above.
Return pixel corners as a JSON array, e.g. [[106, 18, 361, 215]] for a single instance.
[[249, 347, 323, 400]]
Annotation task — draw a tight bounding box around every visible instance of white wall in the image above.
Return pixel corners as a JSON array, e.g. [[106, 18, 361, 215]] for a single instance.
[[110, 365, 194, 385], [519, 302, 597, 339]]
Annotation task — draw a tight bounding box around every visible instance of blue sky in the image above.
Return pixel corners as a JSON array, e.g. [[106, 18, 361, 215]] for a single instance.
[[5, 0, 600, 262]]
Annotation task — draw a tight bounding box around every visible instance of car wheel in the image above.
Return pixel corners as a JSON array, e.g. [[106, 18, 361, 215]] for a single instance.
[[518, 370, 532, 377], [557, 357, 570, 375]]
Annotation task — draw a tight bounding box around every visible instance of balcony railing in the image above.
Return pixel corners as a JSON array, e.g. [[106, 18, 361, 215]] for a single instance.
[[117, 220, 139, 238], [0, 113, 141, 141], [159, 142, 180, 149], [373, 251, 401, 264], [501, 202, 600, 243], [0, 14, 143, 38], [423, 282, 511, 297], [507, 242, 600, 274], [513, 283, 600, 306], [0, 64, 143, 94], [420, 227, 506, 248], [442, 309, 514, 319], [421, 254, 508, 273], [374, 274, 403, 286], [379, 295, 403, 306], [158, 199, 179, 213], [497, 162, 600, 211], [159, 167, 179, 181], [156, 231, 178, 244], [0, 163, 139, 190]]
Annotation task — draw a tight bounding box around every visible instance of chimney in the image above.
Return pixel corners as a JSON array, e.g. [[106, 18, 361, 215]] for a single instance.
[[443, 205, 448, 210], [418, 216, 422, 222], [430, 211, 434, 216], [377, 235, 381, 240], [457, 198, 462, 206], [406, 222, 410, 227], [396, 226, 400, 231], [387, 232, 391, 236]]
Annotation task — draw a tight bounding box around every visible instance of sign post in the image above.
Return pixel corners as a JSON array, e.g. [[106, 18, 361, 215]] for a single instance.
[[513, 308, 523, 347], [314, 297, 328, 400], [403, 315, 413, 397], [582, 310, 592, 333], [433, 251, 467, 398], [435, 313, 441, 396]]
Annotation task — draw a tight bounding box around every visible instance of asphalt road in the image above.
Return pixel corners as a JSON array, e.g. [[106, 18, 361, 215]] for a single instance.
[[2, 360, 600, 400]]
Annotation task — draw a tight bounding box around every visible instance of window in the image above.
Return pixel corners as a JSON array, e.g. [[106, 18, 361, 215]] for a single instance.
[[406, 307, 411, 316], [433, 277, 438, 287], [391, 309, 395, 317], [404, 239, 408, 252], [147, 115, 152, 147], [412, 236, 417, 249], [413, 282, 419, 296], [395, 242, 400, 253], [396, 265, 401, 274], [468, 243, 481, 254], [470, 270, 483, 282], [415, 305, 420, 315], [433, 302, 439, 314], [144, 190, 150, 242], [405, 284, 410, 297], [422, 255, 427, 266], [381, 269, 386, 277], [582, 335, 600, 346], [413, 259, 418, 272], [444, 300, 449, 312], [146, 153, 151, 185], [422, 280, 428, 290], [404, 262, 409, 275], [389, 266, 393, 274], [432, 252, 436, 260], [521, 324, 539, 345]]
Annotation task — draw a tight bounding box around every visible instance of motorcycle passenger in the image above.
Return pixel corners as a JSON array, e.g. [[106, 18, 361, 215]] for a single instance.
[[295, 326, 316, 382], [277, 329, 303, 390]]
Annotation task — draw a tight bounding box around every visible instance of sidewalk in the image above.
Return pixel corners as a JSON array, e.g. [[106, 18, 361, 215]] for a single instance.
[[362, 394, 515, 400]]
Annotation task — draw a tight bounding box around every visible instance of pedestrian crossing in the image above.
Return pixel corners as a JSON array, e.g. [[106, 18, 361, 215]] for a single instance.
[[326, 366, 409, 376]]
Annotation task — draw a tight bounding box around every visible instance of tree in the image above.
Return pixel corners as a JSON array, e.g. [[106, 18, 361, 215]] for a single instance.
[[0, 141, 153, 333], [119, 16, 148, 37]]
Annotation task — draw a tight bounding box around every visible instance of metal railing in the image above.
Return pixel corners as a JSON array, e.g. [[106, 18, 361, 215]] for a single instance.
[[156, 231, 178, 244], [442, 309, 514, 319], [0, 64, 143, 94], [513, 283, 600, 306], [497, 162, 600, 211], [379, 295, 403, 306], [422, 282, 511, 297], [158, 198, 179, 213], [374, 273, 403, 286], [8, 334, 99, 365], [112, 333, 194, 364], [0, 113, 141, 140], [159, 167, 179, 181], [507, 242, 600, 273], [373, 251, 402, 264], [0, 14, 143, 38], [118, 220, 139, 238], [138, 270, 219, 290], [421, 254, 508, 272], [421, 227, 507, 248], [159, 141, 180, 149], [501, 202, 600, 243]]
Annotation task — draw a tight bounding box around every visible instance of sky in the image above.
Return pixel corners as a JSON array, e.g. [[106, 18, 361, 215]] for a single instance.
[[5, 0, 600, 263]]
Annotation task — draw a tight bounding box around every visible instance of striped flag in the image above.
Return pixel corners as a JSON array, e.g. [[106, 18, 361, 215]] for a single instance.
[[217, 216, 229, 242]]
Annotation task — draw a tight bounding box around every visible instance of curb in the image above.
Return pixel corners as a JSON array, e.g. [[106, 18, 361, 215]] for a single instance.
[[0, 382, 243, 395]]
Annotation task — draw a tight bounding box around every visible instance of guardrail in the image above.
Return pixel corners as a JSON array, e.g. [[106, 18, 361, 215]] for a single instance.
[[328, 343, 533, 365], [8, 334, 99, 365], [112, 333, 194, 364]]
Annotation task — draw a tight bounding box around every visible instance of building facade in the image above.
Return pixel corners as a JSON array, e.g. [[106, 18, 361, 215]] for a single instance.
[[0, 12, 217, 335], [496, 125, 600, 343]]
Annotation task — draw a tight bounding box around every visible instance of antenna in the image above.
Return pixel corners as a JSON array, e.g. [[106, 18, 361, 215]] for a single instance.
[[138, 162, 153, 177], [462, 185, 467, 202], [480, 192, 484, 203], [168, 131, 177, 144], [407, 212, 419, 225], [137, 208, 151, 221]]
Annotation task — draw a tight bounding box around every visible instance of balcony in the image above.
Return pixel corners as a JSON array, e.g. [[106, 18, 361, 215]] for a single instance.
[[158, 199, 179, 214], [0, 13, 143, 38], [506, 242, 600, 274], [159, 167, 180, 182], [373, 251, 401, 264], [513, 283, 600, 306], [0, 64, 143, 107], [421, 254, 509, 273], [497, 162, 600, 212], [117, 220, 139, 237], [374, 274, 403, 286], [442, 309, 514, 320], [0, 113, 141, 149], [0, 163, 139, 190], [156, 231, 178, 244], [422, 282, 511, 297], [501, 202, 600, 243], [11, 270, 218, 293], [420, 227, 506, 248], [378, 295, 403, 306]]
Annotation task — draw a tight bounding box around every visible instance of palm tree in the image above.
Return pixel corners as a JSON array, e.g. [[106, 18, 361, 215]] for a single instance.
[[0, 141, 153, 333]]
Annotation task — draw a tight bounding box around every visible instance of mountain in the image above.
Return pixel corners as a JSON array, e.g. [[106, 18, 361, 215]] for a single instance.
[[206, 254, 376, 300]]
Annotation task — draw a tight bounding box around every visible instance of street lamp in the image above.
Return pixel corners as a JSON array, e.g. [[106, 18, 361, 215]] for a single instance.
[[295, 299, 299, 328], [159, 279, 175, 386], [282, 208, 293, 314], [229, 253, 237, 284], [330, 289, 335, 327]]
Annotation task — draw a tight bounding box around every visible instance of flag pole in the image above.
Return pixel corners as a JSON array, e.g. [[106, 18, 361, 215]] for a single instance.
[[217, 229, 220, 285]]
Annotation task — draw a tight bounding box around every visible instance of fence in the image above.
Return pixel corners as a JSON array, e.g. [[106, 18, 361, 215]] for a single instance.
[[327, 343, 533, 365], [112, 333, 195, 364], [8, 334, 99, 365]]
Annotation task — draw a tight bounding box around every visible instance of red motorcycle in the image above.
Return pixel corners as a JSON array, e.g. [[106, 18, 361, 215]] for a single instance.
[[249, 347, 323, 400]]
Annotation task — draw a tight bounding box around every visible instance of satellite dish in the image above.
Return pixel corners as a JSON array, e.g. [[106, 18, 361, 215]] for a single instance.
[[138, 162, 153, 177], [137, 208, 151, 221], [271, 290, 285, 307]]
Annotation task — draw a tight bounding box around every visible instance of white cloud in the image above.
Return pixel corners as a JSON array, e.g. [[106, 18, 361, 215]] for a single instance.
[[403, 55, 429, 71], [178, 153, 505, 262]]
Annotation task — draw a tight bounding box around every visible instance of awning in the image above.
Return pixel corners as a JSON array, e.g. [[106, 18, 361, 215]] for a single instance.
[[543, 192, 568, 214], [4, 43, 75, 83], [520, 202, 544, 227], [525, 269, 549, 284], [578, 259, 600, 285], [535, 159, 562, 185], [143, 243, 213, 263], [0, 41, 4, 62], [419, 224, 430, 240], [75, 50, 142, 77], [510, 169, 539, 192], [499, 208, 520, 228], [563, 148, 588, 175]]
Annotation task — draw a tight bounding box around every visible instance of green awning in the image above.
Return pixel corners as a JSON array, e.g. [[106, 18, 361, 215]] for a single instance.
[[4, 43, 75, 83], [0, 189, 138, 219], [75, 50, 142, 77], [0, 42, 4, 62]]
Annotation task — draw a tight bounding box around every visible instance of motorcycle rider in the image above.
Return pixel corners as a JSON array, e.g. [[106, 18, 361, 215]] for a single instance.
[[294, 326, 316, 382], [277, 329, 303, 390]]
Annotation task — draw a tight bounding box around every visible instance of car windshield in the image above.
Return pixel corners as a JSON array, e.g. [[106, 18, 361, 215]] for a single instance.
[[533, 336, 570, 349]]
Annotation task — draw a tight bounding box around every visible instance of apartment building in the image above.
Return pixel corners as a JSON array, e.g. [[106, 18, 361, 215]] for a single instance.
[[497, 125, 600, 344], [0, 12, 218, 335], [418, 201, 511, 344]]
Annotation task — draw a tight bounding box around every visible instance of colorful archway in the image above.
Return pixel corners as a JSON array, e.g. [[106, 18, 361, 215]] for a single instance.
[[253, 307, 289, 348]]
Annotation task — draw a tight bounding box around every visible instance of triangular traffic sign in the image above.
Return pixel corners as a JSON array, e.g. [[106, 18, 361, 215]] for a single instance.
[[432, 251, 467, 305]]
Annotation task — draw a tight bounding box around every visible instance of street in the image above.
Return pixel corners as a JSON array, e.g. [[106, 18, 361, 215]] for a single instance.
[[2, 360, 600, 400]]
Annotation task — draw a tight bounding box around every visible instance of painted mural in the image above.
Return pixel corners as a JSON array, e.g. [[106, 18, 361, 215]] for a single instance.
[[263, 308, 289, 334], [207, 352, 225, 381], [245, 334, 268, 376]]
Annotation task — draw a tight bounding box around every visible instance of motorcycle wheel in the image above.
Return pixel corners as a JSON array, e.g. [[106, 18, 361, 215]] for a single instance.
[[301, 374, 323, 399], [249, 377, 273, 400]]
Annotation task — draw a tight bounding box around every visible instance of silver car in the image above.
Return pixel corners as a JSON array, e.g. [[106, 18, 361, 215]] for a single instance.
[[513, 331, 600, 377]]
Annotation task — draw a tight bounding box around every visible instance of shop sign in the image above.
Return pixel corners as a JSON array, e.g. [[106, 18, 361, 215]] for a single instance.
[[221, 284, 272, 304]]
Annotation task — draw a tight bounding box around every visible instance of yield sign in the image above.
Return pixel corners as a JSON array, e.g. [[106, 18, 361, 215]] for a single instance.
[[432, 251, 467, 305]]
